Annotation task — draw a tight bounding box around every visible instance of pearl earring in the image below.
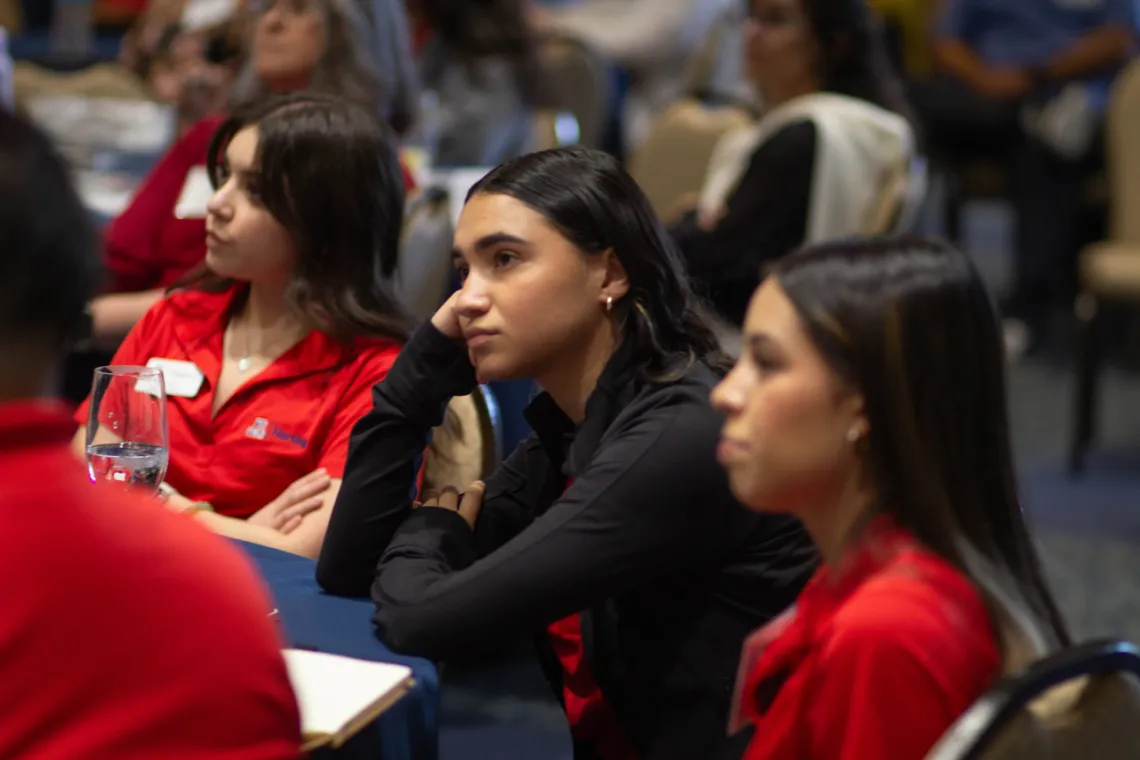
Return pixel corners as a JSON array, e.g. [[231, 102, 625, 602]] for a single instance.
[[605, 295, 613, 312], [847, 426, 861, 443]]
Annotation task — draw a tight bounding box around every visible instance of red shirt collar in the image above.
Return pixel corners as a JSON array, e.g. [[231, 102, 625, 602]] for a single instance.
[[733, 515, 925, 727], [0, 400, 76, 450], [167, 285, 353, 381]]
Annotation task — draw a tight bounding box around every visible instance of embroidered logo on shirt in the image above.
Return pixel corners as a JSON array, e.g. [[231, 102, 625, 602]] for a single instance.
[[246, 417, 269, 440], [245, 417, 308, 449]]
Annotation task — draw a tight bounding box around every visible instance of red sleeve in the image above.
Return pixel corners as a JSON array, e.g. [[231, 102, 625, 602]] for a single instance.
[[806, 583, 999, 760], [73, 300, 169, 427], [316, 344, 400, 478], [102, 117, 220, 293]]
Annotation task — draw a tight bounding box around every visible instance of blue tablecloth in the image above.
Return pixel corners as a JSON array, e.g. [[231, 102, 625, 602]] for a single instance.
[[233, 541, 439, 760]]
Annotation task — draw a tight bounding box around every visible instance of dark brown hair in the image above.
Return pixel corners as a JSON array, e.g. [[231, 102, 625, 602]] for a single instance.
[[0, 110, 100, 346], [770, 235, 1068, 669], [176, 92, 412, 344]]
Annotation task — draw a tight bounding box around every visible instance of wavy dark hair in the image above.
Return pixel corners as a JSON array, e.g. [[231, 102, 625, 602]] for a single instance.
[[414, 0, 546, 107], [176, 92, 411, 344], [469, 147, 730, 381], [748, 0, 913, 122], [769, 235, 1068, 670]]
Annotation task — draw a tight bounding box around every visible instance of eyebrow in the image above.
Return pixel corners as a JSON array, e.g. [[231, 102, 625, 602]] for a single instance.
[[451, 232, 529, 261], [746, 333, 779, 352]]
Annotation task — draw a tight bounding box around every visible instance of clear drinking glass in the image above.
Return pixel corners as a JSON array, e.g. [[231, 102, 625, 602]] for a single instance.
[[85, 366, 170, 494]]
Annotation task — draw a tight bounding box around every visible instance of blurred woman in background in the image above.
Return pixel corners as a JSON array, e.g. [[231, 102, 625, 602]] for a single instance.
[[669, 0, 914, 330], [83, 0, 417, 355], [75, 94, 411, 559], [712, 236, 1069, 760], [406, 0, 544, 166]]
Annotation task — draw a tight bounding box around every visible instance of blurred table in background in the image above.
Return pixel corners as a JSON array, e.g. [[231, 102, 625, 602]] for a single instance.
[[22, 94, 173, 221]]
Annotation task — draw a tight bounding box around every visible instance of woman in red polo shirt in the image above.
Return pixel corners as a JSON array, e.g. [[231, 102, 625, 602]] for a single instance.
[[89, 0, 418, 346], [76, 93, 411, 560], [711, 236, 1071, 760]]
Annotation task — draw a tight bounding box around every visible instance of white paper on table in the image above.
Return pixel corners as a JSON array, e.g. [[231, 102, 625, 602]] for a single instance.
[[282, 648, 415, 751]]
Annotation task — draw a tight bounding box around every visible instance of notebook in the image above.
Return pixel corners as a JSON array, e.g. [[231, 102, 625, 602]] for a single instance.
[[282, 648, 415, 751]]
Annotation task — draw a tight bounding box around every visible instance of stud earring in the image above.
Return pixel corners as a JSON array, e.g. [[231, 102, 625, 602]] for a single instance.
[[846, 426, 862, 443]]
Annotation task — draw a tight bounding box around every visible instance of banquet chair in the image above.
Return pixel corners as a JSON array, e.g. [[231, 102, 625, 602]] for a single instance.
[[395, 186, 453, 324], [860, 154, 929, 236], [627, 97, 753, 219], [535, 32, 612, 149], [925, 640, 1140, 760], [1070, 58, 1140, 474], [424, 386, 503, 491]]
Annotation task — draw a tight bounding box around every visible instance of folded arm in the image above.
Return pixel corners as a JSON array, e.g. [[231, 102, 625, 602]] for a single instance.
[[317, 324, 541, 597], [371, 395, 754, 661]]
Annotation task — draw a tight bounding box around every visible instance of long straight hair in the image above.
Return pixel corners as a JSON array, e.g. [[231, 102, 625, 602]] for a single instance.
[[770, 236, 1069, 671], [176, 92, 412, 345]]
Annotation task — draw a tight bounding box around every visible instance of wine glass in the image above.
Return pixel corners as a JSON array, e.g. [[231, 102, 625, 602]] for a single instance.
[[85, 365, 170, 494]]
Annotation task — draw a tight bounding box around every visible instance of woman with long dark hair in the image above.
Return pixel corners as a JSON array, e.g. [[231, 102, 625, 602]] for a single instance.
[[669, 0, 915, 329], [319, 147, 818, 759], [712, 236, 1068, 760], [75, 93, 411, 559], [83, 0, 417, 353]]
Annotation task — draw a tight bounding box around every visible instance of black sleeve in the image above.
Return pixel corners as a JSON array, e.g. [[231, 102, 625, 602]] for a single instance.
[[671, 120, 816, 280], [371, 390, 756, 662], [316, 324, 544, 597]]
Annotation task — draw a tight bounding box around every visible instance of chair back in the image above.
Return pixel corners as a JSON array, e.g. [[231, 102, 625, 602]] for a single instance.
[[395, 186, 453, 323], [1106, 59, 1140, 245], [679, 10, 732, 98], [423, 385, 503, 490], [536, 33, 611, 149], [627, 98, 753, 218], [926, 640, 1140, 760], [860, 154, 928, 236]]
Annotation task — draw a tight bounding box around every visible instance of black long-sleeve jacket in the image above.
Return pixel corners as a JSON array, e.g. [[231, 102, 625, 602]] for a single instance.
[[317, 324, 818, 759]]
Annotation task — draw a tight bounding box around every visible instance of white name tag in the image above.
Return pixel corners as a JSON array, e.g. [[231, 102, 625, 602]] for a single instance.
[[174, 166, 214, 219], [146, 358, 205, 398]]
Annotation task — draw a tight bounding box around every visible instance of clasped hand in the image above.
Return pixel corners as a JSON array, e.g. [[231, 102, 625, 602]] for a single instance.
[[413, 482, 486, 530]]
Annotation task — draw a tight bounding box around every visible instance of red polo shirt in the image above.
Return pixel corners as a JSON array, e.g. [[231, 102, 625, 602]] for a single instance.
[[75, 285, 402, 518], [735, 517, 1001, 760], [0, 400, 301, 759], [547, 478, 639, 760], [104, 115, 418, 293]]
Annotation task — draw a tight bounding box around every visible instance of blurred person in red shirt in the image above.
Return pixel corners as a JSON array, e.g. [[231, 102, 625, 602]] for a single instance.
[[75, 93, 412, 559], [711, 236, 1071, 760], [0, 107, 301, 760], [86, 0, 418, 351]]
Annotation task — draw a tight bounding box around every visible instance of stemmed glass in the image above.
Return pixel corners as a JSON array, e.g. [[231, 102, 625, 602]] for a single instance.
[[85, 365, 170, 494]]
